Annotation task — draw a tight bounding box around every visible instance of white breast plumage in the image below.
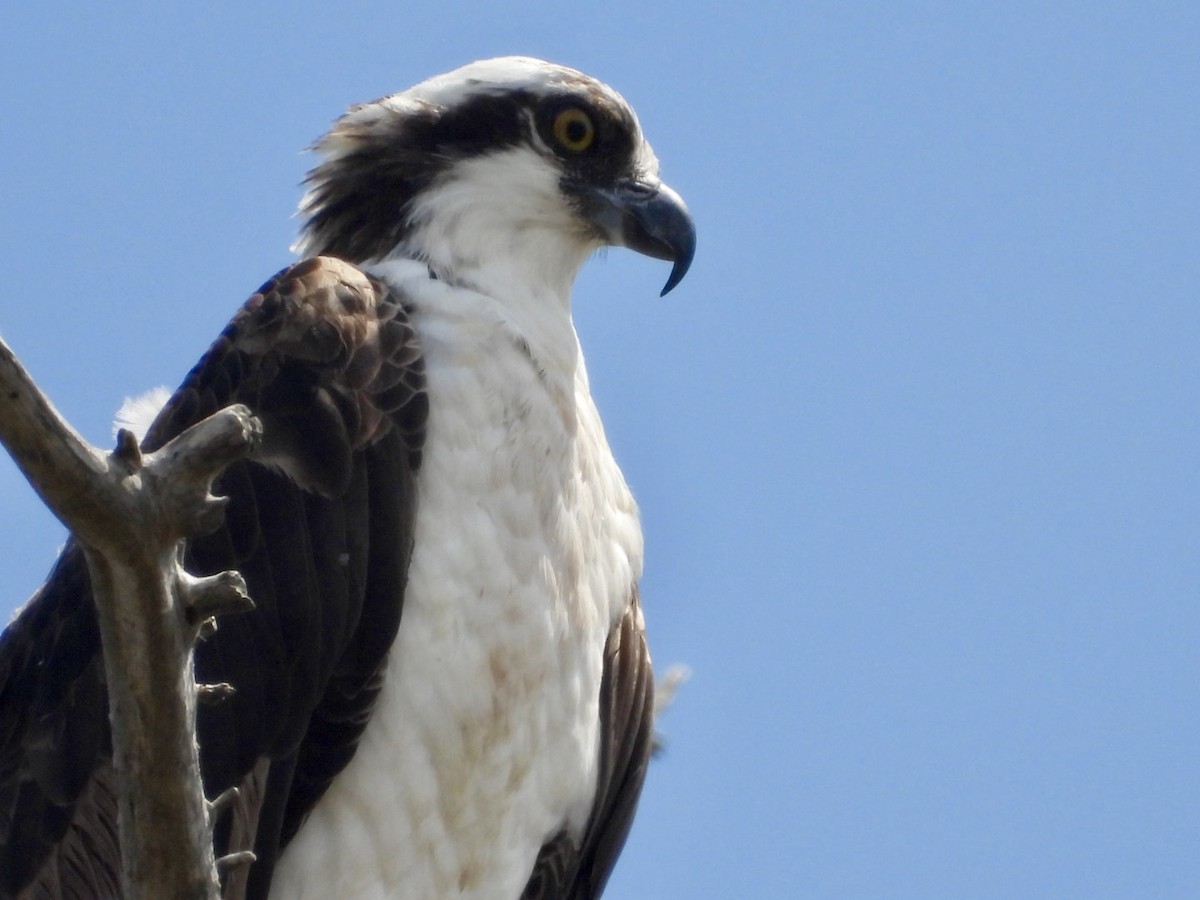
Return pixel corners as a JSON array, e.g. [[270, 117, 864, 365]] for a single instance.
[[268, 260, 643, 898]]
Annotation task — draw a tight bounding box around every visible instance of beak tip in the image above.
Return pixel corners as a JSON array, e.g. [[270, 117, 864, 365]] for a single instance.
[[660, 266, 684, 296], [659, 230, 695, 297]]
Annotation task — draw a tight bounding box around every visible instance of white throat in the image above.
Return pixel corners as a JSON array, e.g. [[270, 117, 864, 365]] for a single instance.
[[394, 148, 597, 309]]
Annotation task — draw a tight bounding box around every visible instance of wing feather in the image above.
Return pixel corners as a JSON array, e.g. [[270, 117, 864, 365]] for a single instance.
[[522, 588, 655, 900]]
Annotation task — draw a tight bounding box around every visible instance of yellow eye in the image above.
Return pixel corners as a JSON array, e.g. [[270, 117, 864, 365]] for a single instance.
[[552, 107, 595, 152]]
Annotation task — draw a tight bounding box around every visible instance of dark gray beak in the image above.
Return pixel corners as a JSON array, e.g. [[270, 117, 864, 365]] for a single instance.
[[580, 180, 696, 295]]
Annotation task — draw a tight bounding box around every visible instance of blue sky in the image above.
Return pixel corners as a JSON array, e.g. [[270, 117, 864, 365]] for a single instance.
[[2, 3, 1197, 897]]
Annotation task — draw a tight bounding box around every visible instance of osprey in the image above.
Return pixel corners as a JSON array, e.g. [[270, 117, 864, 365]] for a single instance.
[[0, 57, 693, 899]]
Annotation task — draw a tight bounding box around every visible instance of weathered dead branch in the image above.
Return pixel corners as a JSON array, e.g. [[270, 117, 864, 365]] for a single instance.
[[0, 333, 261, 899]]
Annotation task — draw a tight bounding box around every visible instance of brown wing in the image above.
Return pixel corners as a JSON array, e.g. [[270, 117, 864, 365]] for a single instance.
[[522, 588, 656, 900], [0, 257, 427, 899]]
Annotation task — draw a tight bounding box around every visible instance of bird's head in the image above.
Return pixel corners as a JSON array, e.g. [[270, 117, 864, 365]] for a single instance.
[[295, 57, 695, 299]]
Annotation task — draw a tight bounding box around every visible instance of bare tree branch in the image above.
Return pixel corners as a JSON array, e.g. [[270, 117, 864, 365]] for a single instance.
[[0, 332, 262, 899]]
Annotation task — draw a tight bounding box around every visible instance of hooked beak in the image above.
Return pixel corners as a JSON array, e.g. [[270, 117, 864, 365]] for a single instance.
[[577, 179, 696, 296]]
